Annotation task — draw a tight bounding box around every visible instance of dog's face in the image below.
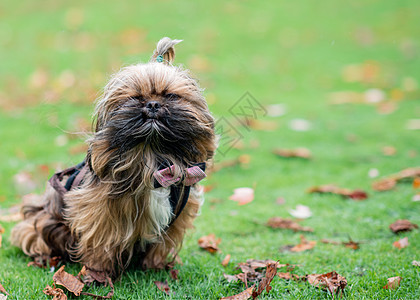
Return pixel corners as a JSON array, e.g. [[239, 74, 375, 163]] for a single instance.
[[88, 62, 216, 189]]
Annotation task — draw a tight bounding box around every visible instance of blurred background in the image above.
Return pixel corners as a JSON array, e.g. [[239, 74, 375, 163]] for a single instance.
[[1, 0, 419, 197]]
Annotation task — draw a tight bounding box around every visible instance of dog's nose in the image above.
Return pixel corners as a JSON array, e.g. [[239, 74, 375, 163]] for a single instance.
[[146, 101, 161, 113]]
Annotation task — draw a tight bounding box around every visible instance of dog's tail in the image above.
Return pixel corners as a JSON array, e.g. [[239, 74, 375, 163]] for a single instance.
[[150, 37, 183, 64]]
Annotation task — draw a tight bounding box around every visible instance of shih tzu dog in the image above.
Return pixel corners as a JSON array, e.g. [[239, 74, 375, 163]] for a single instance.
[[11, 37, 217, 277]]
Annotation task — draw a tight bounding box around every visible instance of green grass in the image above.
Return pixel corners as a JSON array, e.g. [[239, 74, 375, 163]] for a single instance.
[[1, 0, 420, 299]]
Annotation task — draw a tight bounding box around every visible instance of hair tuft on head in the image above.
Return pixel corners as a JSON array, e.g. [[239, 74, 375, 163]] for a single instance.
[[150, 37, 183, 64]]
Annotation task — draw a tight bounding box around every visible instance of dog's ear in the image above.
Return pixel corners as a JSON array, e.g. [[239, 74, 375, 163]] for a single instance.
[[150, 37, 182, 64]]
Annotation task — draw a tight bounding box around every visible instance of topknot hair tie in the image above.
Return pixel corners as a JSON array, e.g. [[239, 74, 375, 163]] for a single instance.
[[156, 55, 164, 63]]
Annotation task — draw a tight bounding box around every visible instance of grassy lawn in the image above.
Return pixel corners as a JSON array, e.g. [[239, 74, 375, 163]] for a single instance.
[[1, 0, 419, 299]]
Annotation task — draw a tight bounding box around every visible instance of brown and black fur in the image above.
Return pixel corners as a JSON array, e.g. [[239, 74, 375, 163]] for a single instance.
[[11, 38, 217, 277]]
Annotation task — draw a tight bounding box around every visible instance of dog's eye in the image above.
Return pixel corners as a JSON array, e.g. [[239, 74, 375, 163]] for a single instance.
[[133, 96, 145, 102], [166, 93, 180, 101]]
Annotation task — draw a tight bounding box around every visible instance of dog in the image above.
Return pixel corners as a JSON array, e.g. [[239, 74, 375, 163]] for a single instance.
[[11, 37, 217, 277]]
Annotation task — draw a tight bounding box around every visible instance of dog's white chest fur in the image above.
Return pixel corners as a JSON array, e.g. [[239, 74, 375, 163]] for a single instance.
[[147, 186, 204, 238], [149, 187, 173, 232]]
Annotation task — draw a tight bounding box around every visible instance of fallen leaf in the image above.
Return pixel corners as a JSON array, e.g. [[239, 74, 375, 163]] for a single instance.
[[308, 184, 368, 200], [43, 285, 67, 300], [413, 177, 420, 189], [266, 217, 313, 232], [343, 240, 360, 250], [53, 266, 84, 296], [221, 286, 254, 300], [306, 271, 347, 296], [266, 104, 286, 117], [290, 235, 316, 252], [405, 119, 420, 130], [365, 88, 385, 103], [28, 255, 61, 269], [229, 187, 254, 205], [223, 273, 239, 283], [273, 148, 311, 159], [393, 237, 409, 249], [321, 239, 360, 250], [252, 263, 277, 298], [374, 167, 420, 192], [372, 179, 396, 191], [240, 259, 287, 270], [0, 225, 4, 248], [275, 197, 285, 205], [383, 276, 402, 290], [277, 272, 300, 280], [0, 282, 8, 296], [382, 146, 396, 156], [235, 260, 286, 285], [289, 119, 312, 131], [389, 219, 418, 233], [248, 119, 278, 131], [222, 254, 231, 267], [328, 91, 364, 104], [289, 205, 312, 219], [198, 234, 221, 253], [169, 269, 179, 280], [154, 280, 171, 295], [210, 158, 245, 173]]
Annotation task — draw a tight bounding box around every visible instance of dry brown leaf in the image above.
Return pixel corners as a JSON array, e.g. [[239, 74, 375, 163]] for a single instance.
[[210, 155, 252, 174], [221, 286, 254, 300], [374, 167, 420, 192], [306, 271, 347, 296], [78, 265, 110, 286], [343, 240, 360, 250], [389, 219, 418, 233], [273, 148, 311, 159], [235, 260, 286, 286], [277, 272, 300, 280], [43, 285, 67, 300], [279, 272, 300, 280], [393, 237, 409, 249], [266, 217, 313, 232], [290, 235, 316, 252], [321, 239, 360, 250], [248, 119, 278, 131], [308, 184, 368, 200], [372, 179, 397, 191], [169, 269, 179, 280], [222, 254, 231, 267], [0, 282, 8, 296], [154, 280, 171, 295], [53, 266, 84, 296], [413, 177, 420, 189], [383, 276, 402, 290], [198, 233, 221, 253], [252, 263, 277, 298], [28, 255, 61, 269], [240, 259, 287, 270], [223, 273, 240, 283]]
